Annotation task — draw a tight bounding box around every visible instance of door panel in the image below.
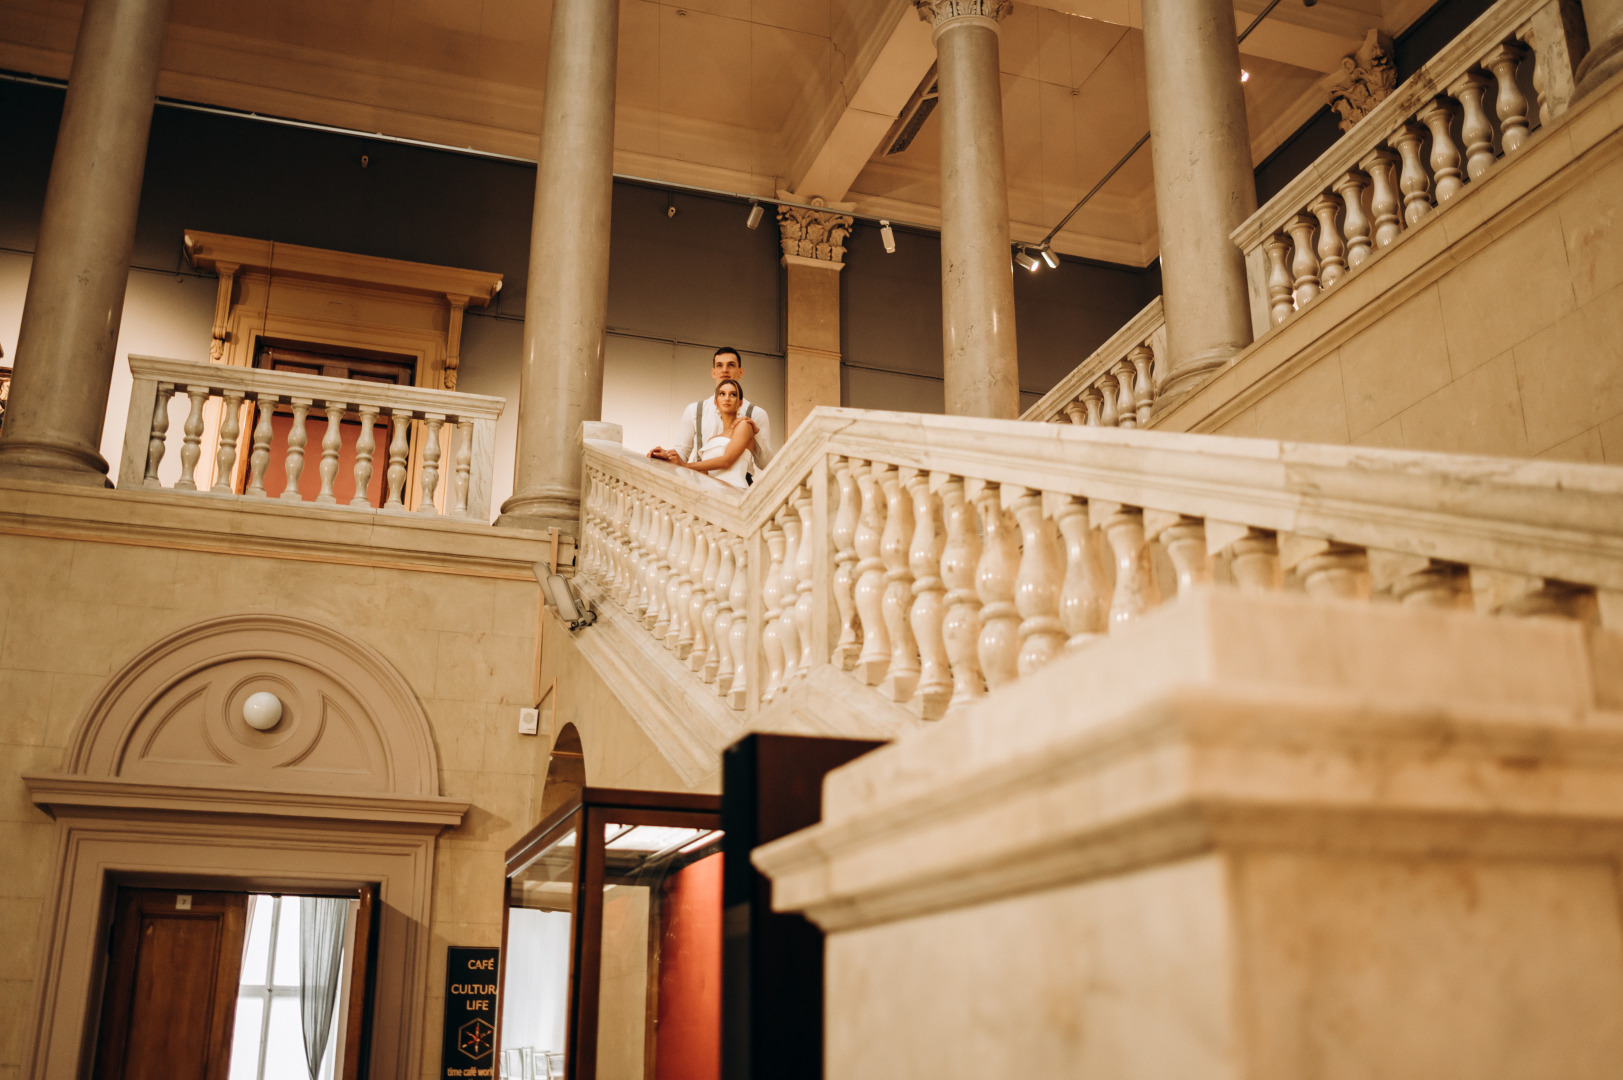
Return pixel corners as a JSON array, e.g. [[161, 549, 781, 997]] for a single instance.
[[94, 889, 248, 1080]]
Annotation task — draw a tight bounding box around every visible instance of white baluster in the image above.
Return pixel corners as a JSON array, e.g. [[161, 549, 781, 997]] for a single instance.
[[1012, 489, 1066, 677], [1484, 42, 1530, 152], [832, 458, 862, 671], [1284, 536, 1372, 600], [383, 410, 410, 509], [1449, 70, 1498, 179], [280, 400, 310, 502], [792, 485, 817, 677], [1158, 515, 1211, 592], [935, 474, 985, 713], [649, 505, 673, 636], [416, 415, 443, 514], [1080, 386, 1104, 427], [349, 405, 378, 508], [175, 388, 208, 491], [452, 420, 473, 517], [1062, 401, 1087, 426], [974, 482, 1021, 690], [1097, 373, 1120, 427], [144, 384, 174, 488], [710, 539, 737, 687], [777, 502, 803, 685], [666, 514, 693, 653], [698, 527, 723, 680], [1130, 345, 1155, 426], [1103, 506, 1162, 629], [1333, 171, 1372, 269], [1392, 560, 1470, 609], [1054, 497, 1108, 648], [1418, 98, 1464, 204], [316, 402, 344, 504], [761, 517, 786, 701], [726, 542, 750, 709], [1391, 121, 1433, 226], [1286, 211, 1322, 307], [1308, 193, 1346, 289], [1264, 233, 1295, 324], [1229, 529, 1282, 591], [212, 391, 244, 493], [687, 525, 712, 672], [875, 464, 918, 702], [246, 398, 273, 497], [1111, 360, 1138, 429], [908, 472, 950, 719], [1360, 147, 1403, 248], [853, 460, 891, 685]]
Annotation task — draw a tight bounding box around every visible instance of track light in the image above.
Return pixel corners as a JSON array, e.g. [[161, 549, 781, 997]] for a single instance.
[[1014, 247, 1040, 271], [745, 201, 764, 229], [1040, 245, 1060, 269], [1241, 69, 1251, 83], [879, 219, 896, 253]]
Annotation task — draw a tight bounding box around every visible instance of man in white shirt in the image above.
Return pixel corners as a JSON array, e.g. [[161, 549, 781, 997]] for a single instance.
[[648, 346, 774, 480]]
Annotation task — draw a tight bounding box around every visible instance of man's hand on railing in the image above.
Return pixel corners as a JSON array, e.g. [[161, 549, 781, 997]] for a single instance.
[[647, 447, 682, 465]]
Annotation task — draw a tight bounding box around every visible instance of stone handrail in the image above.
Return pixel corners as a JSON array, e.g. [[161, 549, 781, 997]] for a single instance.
[[1019, 297, 1165, 428], [578, 407, 1622, 728], [1231, 0, 1587, 337], [119, 356, 504, 518]]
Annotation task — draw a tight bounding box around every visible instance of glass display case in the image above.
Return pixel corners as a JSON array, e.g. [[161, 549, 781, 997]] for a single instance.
[[499, 788, 723, 1080]]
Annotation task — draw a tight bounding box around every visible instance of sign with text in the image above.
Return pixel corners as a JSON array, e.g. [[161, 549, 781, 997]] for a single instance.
[[441, 946, 499, 1080]]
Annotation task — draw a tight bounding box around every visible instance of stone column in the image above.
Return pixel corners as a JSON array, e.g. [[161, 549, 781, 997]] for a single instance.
[[916, 0, 1019, 420], [777, 196, 852, 437], [1577, 0, 1623, 98], [498, 0, 619, 533], [1140, 0, 1258, 403], [0, 0, 173, 485]]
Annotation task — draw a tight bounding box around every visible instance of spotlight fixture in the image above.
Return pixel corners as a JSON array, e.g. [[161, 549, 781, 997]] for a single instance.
[[879, 219, 897, 254], [1241, 69, 1251, 83], [1014, 247, 1041, 272], [745, 201, 764, 229], [1040, 245, 1060, 269]]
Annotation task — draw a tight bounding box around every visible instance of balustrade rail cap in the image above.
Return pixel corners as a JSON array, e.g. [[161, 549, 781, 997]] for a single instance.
[[1020, 296, 1164, 422], [128, 355, 505, 420], [1230, 0, 1557, 250], [183, 229, 503, 304]]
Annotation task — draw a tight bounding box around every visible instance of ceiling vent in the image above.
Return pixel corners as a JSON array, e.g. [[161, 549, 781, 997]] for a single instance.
[[883, 64, 939, 155]]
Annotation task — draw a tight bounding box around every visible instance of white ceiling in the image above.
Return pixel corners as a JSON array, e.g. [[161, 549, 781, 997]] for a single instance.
[[0, 0, 1437, 265]]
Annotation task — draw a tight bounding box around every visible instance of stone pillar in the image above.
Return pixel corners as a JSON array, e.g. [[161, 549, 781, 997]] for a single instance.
[[1140, 0, 1258, 403], [498, 0, 619, 533], [777, 196, 852, 437], [1577, 0, 1623, 98], [915, 0, 1020, 420], [0, 0, 173, 485]]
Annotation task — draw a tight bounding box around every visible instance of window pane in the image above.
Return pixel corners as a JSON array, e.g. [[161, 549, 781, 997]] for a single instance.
[[227, 993, 266, 1080], [241, 897, 274, 987], [263, 994, 308, 1080], [272, 898, 302, 986]]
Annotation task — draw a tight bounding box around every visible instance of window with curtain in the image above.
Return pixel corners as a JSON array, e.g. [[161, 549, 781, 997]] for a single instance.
[[229, 895, 343, 1080]]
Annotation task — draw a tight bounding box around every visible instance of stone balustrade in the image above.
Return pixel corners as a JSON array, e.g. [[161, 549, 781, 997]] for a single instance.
[[1020, 298, 1166, 429], [578, 407, 1623, 727], [1232, 0, 1587, 337], [119, 356, 504, 518]]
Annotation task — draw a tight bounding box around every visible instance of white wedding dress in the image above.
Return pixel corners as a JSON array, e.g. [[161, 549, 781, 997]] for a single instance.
[[697, 432, 754, 489]]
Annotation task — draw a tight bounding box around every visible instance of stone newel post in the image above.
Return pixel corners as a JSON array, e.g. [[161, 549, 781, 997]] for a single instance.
[[1140, 0, 1259, 404], [0, 0, 174, 485], [915, 0, 1020, 420], [499, 0, 620, 533]]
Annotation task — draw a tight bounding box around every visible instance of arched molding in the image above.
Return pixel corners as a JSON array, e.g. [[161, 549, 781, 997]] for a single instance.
[[539, 722, 586, 818], [22, 613, 467, 1080]]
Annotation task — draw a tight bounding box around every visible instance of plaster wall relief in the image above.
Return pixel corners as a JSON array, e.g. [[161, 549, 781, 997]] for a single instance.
[[1324, 30, 1399, 131]]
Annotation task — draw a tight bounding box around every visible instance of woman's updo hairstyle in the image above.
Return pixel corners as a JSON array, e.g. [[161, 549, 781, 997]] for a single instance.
[[714, 377, 744, 402]]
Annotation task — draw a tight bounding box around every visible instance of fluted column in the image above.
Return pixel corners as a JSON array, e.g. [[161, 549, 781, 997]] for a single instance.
[[916, 0, 1019, 419], [1140, 0, 1257, 403], [498, 0, 619, 532], [0, 0, 173, 484], [1577, 0, 1623, 98]]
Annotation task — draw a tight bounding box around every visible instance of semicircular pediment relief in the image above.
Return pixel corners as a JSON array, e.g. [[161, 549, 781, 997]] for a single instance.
[[66, 614, 440, 798]]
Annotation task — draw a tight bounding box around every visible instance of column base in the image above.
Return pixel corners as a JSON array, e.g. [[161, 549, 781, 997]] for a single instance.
[[1575, 34, 1623, 100], [495, 492, 581, 538], [0, 439, 113, 488], [1155, 351, 1232, 413]]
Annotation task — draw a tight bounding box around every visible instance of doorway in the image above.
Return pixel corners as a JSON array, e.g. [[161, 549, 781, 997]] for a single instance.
[[92, 886, 378, 1080]]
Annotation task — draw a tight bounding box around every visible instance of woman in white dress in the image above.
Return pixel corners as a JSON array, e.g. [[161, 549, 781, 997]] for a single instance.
[[677, 378, 757, 489]]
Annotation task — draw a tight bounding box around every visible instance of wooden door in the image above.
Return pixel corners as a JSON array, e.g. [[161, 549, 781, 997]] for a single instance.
[[93, 888, 249, 1080]]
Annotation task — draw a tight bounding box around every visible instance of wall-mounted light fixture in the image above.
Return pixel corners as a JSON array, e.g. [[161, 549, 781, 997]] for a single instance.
[[879, 220, 896, 254], [1014, 247, 1041, 271], [745, 201, 764, 229]]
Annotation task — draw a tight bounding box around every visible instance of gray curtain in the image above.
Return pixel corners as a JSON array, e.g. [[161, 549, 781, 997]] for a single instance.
[[299, 897, 349, 1080]]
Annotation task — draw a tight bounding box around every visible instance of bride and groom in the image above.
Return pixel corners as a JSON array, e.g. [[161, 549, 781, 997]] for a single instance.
[[646, 346, 773, 490]]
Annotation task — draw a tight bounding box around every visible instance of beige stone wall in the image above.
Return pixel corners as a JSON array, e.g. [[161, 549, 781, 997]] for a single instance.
[[0, 488, 551, 1079], [1162, 72, 1623, 465]]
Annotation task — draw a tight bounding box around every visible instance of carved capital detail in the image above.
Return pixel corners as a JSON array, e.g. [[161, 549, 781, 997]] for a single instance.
[[777, 197, 854, 265], [1322, 29, 1397, 132], [913, 0, 1012, 29]]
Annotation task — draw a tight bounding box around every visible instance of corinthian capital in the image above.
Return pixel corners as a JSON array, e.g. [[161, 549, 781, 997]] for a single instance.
[[914, 0, 1012, 30], [776, 195, 854, 266]]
